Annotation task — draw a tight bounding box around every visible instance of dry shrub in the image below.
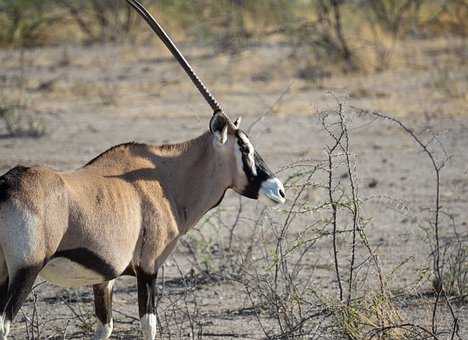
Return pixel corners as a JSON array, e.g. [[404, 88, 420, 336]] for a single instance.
[[0, 87, 47, 138], [178, 102, 465, 339], [419, 0, 468, 37], [0, 0, 59, 47], [330, 293, 404, 340]]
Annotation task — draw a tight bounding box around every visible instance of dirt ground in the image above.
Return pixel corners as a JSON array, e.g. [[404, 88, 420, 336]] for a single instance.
[[0, 37, 467, 339]]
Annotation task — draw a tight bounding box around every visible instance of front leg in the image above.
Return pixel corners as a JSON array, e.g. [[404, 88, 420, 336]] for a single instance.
[[136, 270, 157, 340], [92, 280, 114, 340]]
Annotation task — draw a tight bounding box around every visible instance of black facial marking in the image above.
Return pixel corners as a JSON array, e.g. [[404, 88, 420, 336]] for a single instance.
[[241, 151, 275, 199], [236, 131, 275, 199], [52, 248, 119, 280], [93, 282, 113, 325]]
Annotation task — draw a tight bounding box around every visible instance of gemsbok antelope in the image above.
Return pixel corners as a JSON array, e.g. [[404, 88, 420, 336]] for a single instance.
[[0, 1, 285, 339]]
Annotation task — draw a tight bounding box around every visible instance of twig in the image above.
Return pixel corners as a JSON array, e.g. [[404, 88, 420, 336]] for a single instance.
[[247, 82, 293, 133], [322, 109, 345, 302], [353, 106, 461, 339]]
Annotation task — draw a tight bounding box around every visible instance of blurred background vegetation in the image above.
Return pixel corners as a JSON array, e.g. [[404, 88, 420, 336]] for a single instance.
[[0, 0, 466, 73]]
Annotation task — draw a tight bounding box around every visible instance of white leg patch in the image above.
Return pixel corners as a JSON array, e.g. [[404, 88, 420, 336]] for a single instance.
[[92, 319, 113, 340], [140, 313, 157, 340], [0, 317, 10, 340]]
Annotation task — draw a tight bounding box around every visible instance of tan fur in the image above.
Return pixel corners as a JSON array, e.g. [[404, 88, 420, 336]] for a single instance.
[[0, 110, 286, 339], [0, 130, 239, 281]]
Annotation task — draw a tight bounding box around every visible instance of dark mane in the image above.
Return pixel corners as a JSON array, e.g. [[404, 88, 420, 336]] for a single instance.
[[155, 132, 210, 154], [84, 132, 211, 167], [84, 142, 145, 166]]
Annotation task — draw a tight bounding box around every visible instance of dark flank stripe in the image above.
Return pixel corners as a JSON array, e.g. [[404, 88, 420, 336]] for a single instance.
[[122, 264, 136, 277], [52, 248, 119, 280]]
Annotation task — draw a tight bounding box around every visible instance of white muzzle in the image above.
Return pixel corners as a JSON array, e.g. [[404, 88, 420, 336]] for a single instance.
[[259, 177, 286, 205]]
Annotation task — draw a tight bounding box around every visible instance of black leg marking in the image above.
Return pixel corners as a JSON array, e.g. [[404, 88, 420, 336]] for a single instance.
[[136, 270, 157, 318], [2, 266, 41, 322], [93, 281, 113, 326], [0, 277, 8, 317]]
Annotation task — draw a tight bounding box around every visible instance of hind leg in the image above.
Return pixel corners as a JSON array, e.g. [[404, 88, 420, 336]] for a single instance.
[[0, 266, 41, 340], [0, 197, 50, 339], [137, 270, 158, 340]]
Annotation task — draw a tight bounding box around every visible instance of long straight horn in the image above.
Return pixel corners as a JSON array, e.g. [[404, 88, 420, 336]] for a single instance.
[[127, 0, 223, 114]]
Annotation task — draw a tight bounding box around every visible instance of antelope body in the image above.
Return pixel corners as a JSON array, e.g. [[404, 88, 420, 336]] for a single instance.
[[0, 1, 285, 339], [0, 117, 284, 339]]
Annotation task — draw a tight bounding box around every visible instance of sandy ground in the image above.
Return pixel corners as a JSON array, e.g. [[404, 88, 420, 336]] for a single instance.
[[0, 38, 467, 339]]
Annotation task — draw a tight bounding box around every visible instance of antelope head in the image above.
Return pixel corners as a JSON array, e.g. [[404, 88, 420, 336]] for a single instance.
[[210, 112, 285, 205], [128, 0, 286, 205]]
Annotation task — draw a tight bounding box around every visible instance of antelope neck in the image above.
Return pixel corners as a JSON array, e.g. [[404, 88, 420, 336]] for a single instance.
[[158, 132, 230, 232]]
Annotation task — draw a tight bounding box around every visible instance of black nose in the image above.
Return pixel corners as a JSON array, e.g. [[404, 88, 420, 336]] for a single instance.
[[279, 189, 285, 198]]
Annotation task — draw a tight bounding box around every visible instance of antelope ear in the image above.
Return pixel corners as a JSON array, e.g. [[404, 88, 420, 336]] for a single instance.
[[233, 117, 242, 129], [209, 112, 229, 144]]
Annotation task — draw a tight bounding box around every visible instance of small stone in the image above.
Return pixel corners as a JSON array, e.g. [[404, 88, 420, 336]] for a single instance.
[[368, 178, 378, 188]]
